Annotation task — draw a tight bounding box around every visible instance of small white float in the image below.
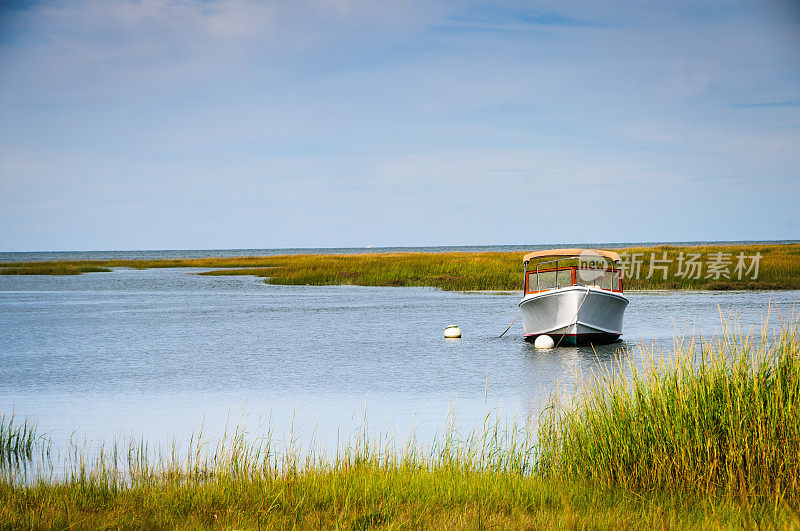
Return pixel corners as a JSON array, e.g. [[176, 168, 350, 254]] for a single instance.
[[444, 325, 462, 339], [534, 334, 555, 349]]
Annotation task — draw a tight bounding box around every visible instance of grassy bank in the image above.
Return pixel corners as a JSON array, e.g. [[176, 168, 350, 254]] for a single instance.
[[2, 314, 799, 528], [539, 314, 800, 500], [1, 243, 799, 290], [3, 467, 794, 528]]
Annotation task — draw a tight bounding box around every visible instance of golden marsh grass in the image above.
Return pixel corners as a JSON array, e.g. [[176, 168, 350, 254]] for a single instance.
[[538, 309, 800, 500], [3, 243, 798, 290]]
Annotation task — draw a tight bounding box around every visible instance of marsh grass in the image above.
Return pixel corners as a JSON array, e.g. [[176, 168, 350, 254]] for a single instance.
[[538, 309, 800, 502], [0, 414, 48, 468], [3, 464, 793, 528], [613, 243, 800, 290], [210, 252, 521, 291], [2, 406, 797, 528], [2, 244, 798, 290], [3, 312, 800, 527], [202, 244, 800, 291], [0, 264, 111, 275]]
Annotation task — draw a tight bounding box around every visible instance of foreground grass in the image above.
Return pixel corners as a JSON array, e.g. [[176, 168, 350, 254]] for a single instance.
[[2, 312, 800, 528], [539, 311, 800, 502], [1, 243, 799, 290], [4, 470, 796, 528], [1, 431, 797, 528]]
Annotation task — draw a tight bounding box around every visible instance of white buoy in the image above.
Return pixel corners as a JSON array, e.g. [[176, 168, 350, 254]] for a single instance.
[[444, 325, 462, 339], [534, 334, 555, 349]]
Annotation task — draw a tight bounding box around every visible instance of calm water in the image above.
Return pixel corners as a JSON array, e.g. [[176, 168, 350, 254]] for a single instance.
[[1, 267, 798, 456]]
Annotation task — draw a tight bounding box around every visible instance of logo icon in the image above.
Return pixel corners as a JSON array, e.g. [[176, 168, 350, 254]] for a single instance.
[[578, 250, 611, 283]]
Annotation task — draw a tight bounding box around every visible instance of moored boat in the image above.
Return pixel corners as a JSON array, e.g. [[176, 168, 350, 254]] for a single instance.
[[519, 249, 628, 346]]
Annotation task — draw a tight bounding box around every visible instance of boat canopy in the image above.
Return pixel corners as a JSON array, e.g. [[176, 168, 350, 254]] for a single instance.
[[522, 248, 621, 264]]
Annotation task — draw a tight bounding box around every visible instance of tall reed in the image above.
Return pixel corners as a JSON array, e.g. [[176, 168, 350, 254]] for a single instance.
[[0, 413, 47, 466], [537, 311, 800, 501]]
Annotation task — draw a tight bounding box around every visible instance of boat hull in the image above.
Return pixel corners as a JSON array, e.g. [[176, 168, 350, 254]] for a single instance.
[[518, 286, 628, 346]]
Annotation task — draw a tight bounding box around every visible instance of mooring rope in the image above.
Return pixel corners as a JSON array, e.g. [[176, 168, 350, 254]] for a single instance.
[[498, 308, 521, 338], [554, 286, 592, 348]]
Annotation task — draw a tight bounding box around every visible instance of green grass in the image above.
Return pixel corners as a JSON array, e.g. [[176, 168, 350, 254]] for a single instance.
[[0, 414, 47, 467], [0, 256, 280, 273], [0, 264, 111, 275], [2, 311, 800, 527], [202, 252, 521, 291], [1, 418, 797, 528], [3, 467, 795, 528], [538, 310, 800, 501], [611, 243, 800, 290], [1, 243, 799, 290]]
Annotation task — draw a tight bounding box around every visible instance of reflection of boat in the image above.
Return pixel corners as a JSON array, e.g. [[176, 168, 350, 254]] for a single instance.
[[518, 249, 628, 346]]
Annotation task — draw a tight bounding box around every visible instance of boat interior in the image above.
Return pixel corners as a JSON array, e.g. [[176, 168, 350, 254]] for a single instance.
[[523, 250, 624, 295]]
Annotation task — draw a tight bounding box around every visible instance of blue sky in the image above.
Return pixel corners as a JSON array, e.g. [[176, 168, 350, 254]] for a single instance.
[[1, 0, 798, 251]]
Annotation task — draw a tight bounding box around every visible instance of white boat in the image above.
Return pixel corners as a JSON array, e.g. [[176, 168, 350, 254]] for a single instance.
[[518, 249, 628, 346]]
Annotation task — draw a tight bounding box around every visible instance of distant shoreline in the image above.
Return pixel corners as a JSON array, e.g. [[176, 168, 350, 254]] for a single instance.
[[2, 240, 799, 263], [2, 243, 799, 291]]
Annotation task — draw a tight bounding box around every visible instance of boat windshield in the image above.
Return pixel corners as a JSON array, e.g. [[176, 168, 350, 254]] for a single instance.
[[526, 265, 622, 293], [528, 269, 573, 291], [575, 268, 621, 290]]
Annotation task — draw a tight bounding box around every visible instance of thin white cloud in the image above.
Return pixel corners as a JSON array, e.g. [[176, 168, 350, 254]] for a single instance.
[[0, 0, 445, 102]]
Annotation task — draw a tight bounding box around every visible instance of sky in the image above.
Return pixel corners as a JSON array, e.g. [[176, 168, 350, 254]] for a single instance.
[[0, 0, 798, 251]]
